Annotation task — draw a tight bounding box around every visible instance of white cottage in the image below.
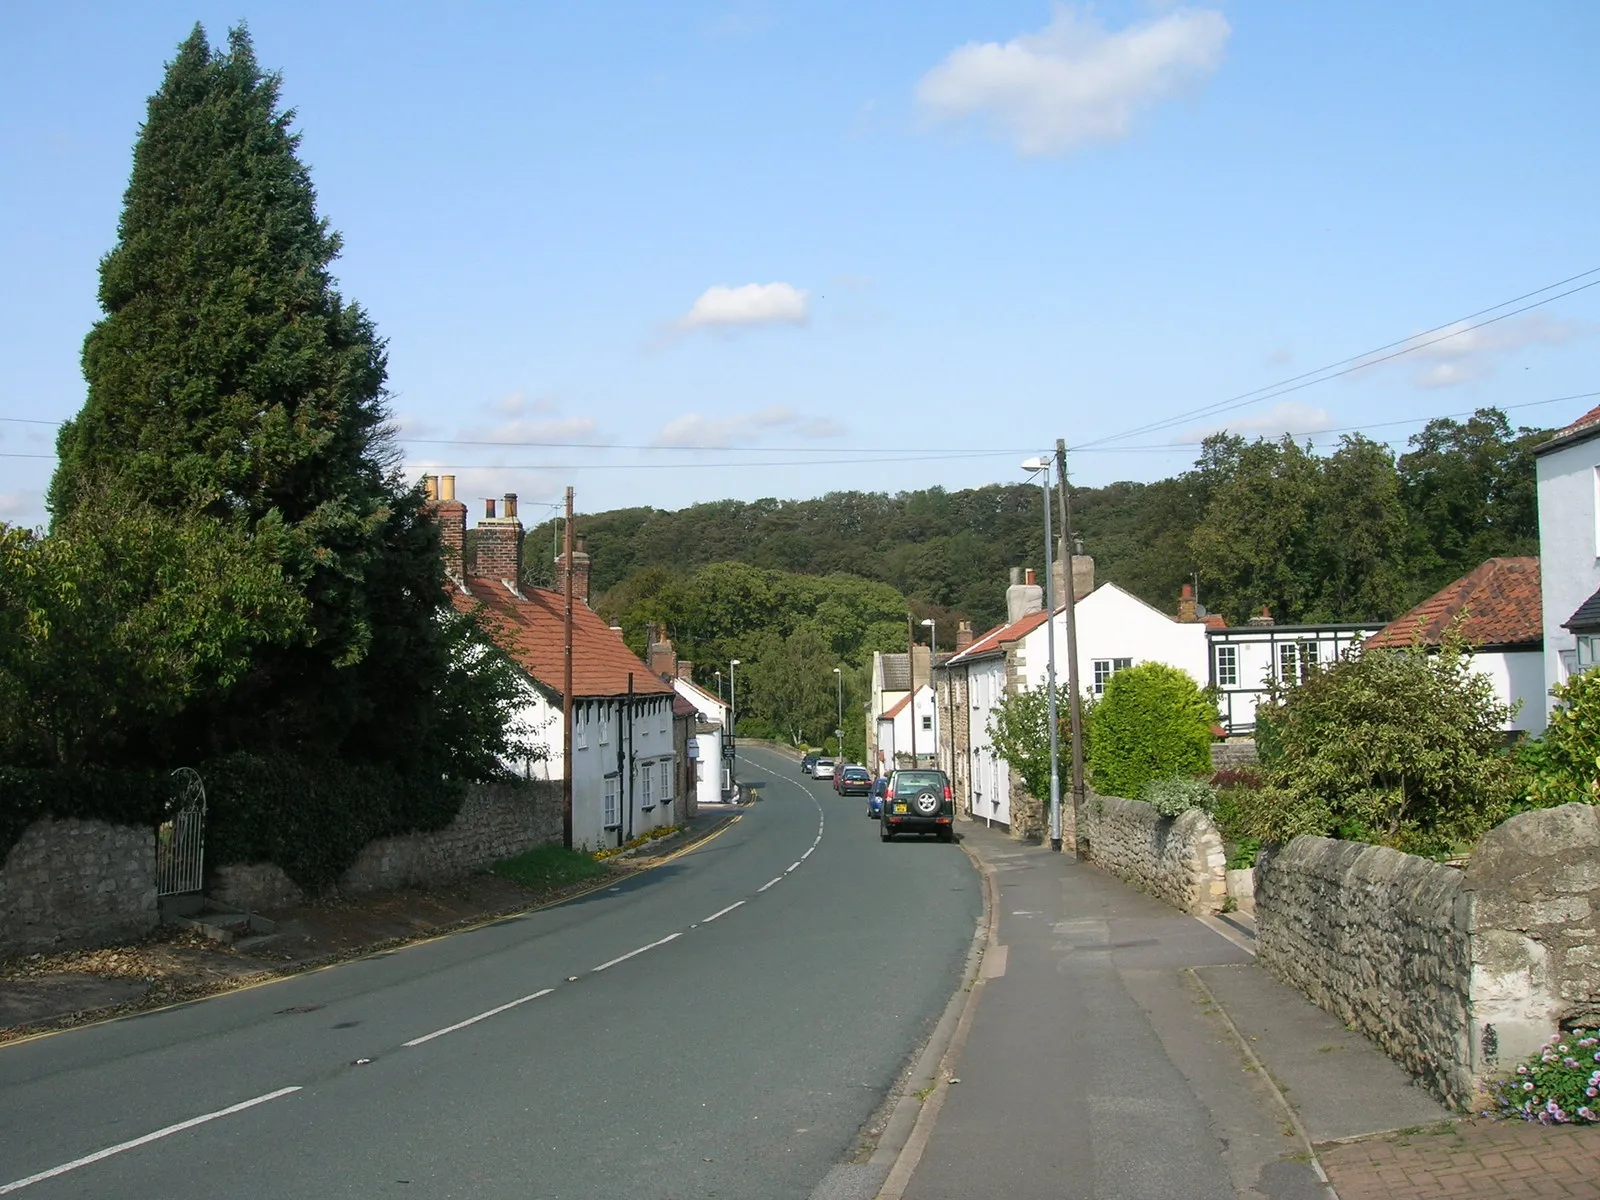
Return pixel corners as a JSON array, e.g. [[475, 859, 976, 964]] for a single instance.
[[1206, 615, 1382, 735], [875, 684, 938, 774], [428, 480, 679, 851], [1535, 405, 1600, 717]]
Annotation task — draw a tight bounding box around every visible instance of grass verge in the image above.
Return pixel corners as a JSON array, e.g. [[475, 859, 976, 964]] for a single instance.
[[490, 845, 610, 890]]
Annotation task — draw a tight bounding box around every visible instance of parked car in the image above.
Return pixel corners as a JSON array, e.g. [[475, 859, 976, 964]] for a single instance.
[[812, 758, 836, 781], [801, 752, 820, 775], [832, 762, 854, 793], [836, 766, 871, 796], [867, 776, 889, 818], [880, 769, 955, 842]]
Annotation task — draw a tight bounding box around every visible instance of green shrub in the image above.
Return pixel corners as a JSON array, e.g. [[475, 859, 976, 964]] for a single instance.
[[492, 845, 608, 890], [0, 765, 169, 860], [1141, 774, 1217, 818], [1087, 663, 1216, 799], [1527, 670, 1600, 807], [1254, 630, 1525, 854]]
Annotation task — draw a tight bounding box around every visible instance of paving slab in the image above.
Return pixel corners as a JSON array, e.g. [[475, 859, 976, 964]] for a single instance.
[[1194, 962, 1452, 1143]]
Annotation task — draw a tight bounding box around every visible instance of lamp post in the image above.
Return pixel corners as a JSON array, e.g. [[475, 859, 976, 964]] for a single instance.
[[715, 669, 724, 703], [1022, 456, 1063, 853], [728, 660, 740, 735], [833, 666, 843, 757], [920, 617, 937, 772]]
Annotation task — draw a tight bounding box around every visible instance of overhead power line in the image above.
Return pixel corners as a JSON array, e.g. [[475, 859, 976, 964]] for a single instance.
[[1073, 266, 1600, 450]]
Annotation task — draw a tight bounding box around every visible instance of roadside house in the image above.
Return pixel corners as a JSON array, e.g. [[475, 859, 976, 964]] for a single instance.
[[1535, 404, 1600, 717], [874, 684, 938, 775], [643, 623, 734, 809], [424, 477, 678, 850], [1206, 611, 1380, 735], [1365, 556, 1544, 733]]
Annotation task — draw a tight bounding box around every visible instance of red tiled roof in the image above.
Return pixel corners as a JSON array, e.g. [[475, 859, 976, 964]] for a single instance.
[[450, 577, 673, 700], [1536, 404, 1600, 455], [1205, 613, 1228, 630], [1365, 557, 1541, 650], [672, 695, 697, 717], [947, 609, 1055, 664]]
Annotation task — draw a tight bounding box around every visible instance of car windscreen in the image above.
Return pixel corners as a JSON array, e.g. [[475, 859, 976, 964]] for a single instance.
[[843, 768, 869, 780], [893, 772, 945, 791]]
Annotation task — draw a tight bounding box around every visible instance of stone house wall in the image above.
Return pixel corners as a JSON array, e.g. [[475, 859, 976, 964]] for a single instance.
[[1208, 740, 1259, 772], [0, 818, 158, 956], [1078, 791, 1227, 916], [213, 780, 564, 911], [1255, 804, 1600, 1110]]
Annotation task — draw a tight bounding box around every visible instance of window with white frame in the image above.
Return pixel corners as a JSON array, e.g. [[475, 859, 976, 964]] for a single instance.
[[575, 709, 588, 750], [1278, 641, 1317, 684], [603, 774, 618, 827], [599, 710, 610, 744], [1578, 634, 1600, 670], [641, 764, 653, 809], [922, 714, 932, 731], [660, 701, 668, 735], [1091, 658, 1132, 695], [1214, 644, 1239, 688], [660, 760, 672, 803], [1593, 466, 1600, 557]]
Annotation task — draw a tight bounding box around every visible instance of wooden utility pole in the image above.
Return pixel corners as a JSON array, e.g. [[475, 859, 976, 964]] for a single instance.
[[562, 486, 575, 850], [906, 613, 918, 768], [1056, 439, 1087, 860]]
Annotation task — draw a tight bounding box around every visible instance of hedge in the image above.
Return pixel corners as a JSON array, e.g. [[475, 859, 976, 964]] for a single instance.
[[1087, 662, 1216, 799]]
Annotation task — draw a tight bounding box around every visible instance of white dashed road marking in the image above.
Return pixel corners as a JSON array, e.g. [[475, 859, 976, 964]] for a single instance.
[[403, 988, 555, 1046], [593, 932, 682, 973]]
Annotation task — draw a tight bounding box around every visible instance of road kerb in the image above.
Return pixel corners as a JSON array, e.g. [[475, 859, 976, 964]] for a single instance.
[[871, 835, 1000, 1200]]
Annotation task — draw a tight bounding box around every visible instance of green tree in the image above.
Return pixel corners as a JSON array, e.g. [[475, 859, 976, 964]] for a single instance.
[[1308, 434, 1410, 622], [1526, 670, 1600, 808], [44, 26, 515, 774], [986, 687, 1059, 804], [738, 627, 838, 746], [1087, 663, 1216, 799]]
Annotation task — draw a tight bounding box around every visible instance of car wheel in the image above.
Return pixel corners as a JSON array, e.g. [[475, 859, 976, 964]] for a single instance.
[[912, 789, 941, 819], [880, 820, 892, 842]]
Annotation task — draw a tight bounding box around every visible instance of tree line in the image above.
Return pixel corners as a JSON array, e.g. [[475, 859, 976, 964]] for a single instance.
[[524, 413, 1547, 642]]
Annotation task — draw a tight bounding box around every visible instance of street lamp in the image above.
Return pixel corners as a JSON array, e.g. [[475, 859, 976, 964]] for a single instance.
[[1022, 455, 1064, 853], [832, 666, 843, 757], [714, 669, 724, 703], [920, 618, 937, 772], [728, 659, 740, 734]]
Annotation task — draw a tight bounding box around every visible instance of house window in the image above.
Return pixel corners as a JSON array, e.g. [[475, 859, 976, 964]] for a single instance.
[[604, 775, 618, 828], [1593, 467, 1600, 557], [575, 710, 588, 751], [641, 765, 653, 809], [1278, 641, 1317, 685], [660, 702, 668, 735], [599, 711, 610, 744], [922, 714, 932, 731], [1577, 634, 1600, 670], [1214, 644, 1239, 688], [1091, 658, 1132, 695], [660, 760, 673, 803]]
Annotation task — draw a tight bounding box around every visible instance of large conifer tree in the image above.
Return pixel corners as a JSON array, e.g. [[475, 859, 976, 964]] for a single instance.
[[50, 25, 511, 771]]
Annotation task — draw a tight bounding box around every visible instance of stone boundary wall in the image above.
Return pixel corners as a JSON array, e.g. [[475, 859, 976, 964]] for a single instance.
[[1255, 804, 1600, 1111], [213, 780, 563, 910], [1209, 740, 1258, 772], [1255, 837, 1473, 1107], [1, 818, 158, 957], [1079, 791, 1226, 915]]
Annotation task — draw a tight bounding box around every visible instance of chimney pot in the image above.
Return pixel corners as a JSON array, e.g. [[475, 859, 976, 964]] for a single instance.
[[423, 475, 438, 502], [1177, 583, 1198, 623], [485, 498, 496, 519], [440, 475, 456, 502], [1024, 568, 1036, 586], [503, 493, 518, 519]]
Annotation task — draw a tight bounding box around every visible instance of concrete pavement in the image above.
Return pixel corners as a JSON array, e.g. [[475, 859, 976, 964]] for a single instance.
[[888, 823, 1457, 1200]]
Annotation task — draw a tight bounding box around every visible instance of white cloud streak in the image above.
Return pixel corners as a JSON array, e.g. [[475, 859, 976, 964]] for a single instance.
[[1393, 314, 1590, 389], [652, 405, 845, 448], [675, 282, 810, 333], [916, 4, 1230, 156]]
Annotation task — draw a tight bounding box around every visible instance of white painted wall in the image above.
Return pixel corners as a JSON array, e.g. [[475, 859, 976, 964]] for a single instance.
[[570, 694, 679, 851], [1469, 649, 1547, 734], [964, 657, 1011, 827], [1538, 436, 1600, 719], [874, 685, 937, 773], [674, 678, 731, 808], [1013, 584, 1209, 697], [1207, 626, 1377, 733]]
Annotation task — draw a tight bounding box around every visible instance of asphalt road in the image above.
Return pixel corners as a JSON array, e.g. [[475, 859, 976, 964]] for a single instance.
[[0, 746, 981, 1199]]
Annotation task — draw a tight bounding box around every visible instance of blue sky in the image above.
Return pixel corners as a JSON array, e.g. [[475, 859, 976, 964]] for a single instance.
[[3, 2, 1598, 531]]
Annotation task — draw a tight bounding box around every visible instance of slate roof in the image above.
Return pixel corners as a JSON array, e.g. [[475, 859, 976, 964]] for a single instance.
[[450, 577, 674, 701], [1365, 557, 1542, 650], [879, 653, 912, 691], [1535, 403, 1600, 456], [1563, 583, 1600, 633]]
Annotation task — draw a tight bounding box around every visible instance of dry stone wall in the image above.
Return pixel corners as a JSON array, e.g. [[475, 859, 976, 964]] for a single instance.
[[1079, 791, 1227, 915], [1255, 804, 1600, 1111], [1255, 838, 1474, 1108], [0, 818, 158, 956], [212, 780, 563, 910]]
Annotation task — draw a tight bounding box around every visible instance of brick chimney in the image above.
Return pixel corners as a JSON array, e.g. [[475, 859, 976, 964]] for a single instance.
[[474, 493, 524, 583], [1178, 583, 1198, 623], [955, 620, 974, 653], [676, 661, 694, 682], [556, 533, 592, 606], [646, 623, 678, 681], [1247, 606, 1275, 627], [423, 474, 467, 581]]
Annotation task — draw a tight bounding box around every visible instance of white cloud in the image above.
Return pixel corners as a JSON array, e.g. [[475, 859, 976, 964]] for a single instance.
[[674, 282, 810, 333], [1392, 314, 1591, 389], [494, 391, 556, 416], [460, 416, 606, 446], [0, 491, 38, 522], [652, 405, 845, 448], [1188, 401, 1334, 442], [916, 4, 1230, 156]]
